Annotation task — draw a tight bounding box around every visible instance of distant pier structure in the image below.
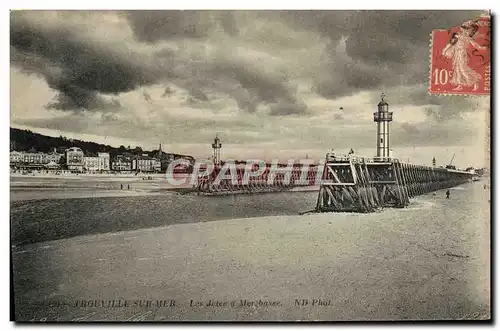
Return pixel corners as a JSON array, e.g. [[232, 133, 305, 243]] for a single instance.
[[315, 94, 474, 213], [212, 134, 222, 166], [196, 135, 318, 195]]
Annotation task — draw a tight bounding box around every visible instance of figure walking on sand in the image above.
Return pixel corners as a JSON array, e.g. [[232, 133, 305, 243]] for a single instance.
[[441, 20, 487, 91], [446, 189, 450, 199]]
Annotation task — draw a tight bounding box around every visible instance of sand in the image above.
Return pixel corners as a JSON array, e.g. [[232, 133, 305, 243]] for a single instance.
[[9, 188, 165, 202], [11, 181, 490, 321], [10, 174, 194, 201], [10, 174, 317, 201]]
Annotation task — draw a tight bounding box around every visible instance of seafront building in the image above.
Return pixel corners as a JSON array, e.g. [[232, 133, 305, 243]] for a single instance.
[[83, 156, 100, 171], [66, 147, 85, 171], [10, 147, 110, 172], [111, 154, 133, 171], [10, 143, 187, 174], [132, 154, 162, 173], [10, 149, 64, 170], [10, 151, 23, 163], [110, 154, 163, 173], [23, 151, 48, 164], [83, 152, 110, 172], [98, 153, 110, 171], [47, 148, 64, 164]]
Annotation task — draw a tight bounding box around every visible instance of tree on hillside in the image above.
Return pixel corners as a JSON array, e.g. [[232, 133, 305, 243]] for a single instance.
[[10, 127, 195, 160]]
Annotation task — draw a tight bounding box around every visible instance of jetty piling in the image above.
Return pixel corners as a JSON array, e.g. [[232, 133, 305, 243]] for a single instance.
[[315, 153, 473, 213], [194, 93, 476, 208]]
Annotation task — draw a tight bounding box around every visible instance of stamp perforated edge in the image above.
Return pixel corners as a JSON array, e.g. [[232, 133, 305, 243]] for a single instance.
[[428, 13, 492, 97]]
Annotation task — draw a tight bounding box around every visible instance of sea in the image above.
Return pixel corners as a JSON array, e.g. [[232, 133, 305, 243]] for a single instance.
[[10, 190, 318, 245]]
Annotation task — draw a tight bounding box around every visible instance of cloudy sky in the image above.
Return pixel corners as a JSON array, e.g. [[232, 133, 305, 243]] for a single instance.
[[10, 10, 490, 168]]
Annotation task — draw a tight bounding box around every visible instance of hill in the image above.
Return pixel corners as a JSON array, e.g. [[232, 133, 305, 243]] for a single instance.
[[10, 128, 194, 161]]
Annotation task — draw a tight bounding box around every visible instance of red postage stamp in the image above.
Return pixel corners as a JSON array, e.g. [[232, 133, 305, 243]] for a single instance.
[[429, 14, 491, 95]]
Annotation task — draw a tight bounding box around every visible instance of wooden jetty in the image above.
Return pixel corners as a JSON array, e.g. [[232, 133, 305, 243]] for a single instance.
[[315, 153, 475, 213], [195, 162, 319, 195]]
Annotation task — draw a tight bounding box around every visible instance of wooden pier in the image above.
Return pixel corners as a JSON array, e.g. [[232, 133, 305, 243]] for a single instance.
[[195, 162, 319, 195], [315, 153, 475, 213]]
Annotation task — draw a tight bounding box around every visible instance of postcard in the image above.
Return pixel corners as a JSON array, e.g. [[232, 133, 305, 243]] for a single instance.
[[10, 10, 491, 322]]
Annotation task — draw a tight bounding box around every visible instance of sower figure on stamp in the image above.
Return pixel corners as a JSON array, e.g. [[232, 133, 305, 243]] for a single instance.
[[441, 20, 487, 91]]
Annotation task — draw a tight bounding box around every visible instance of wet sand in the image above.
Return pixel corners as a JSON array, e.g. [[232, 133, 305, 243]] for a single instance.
[[10, 188, 164, 202], [11, 181, 490, 321], [10, 174, 193, 201], [10, 175, 317, 201]]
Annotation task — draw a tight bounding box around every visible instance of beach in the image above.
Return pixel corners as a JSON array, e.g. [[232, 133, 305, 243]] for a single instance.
[[10, 174, 318, 201], [10, 8, 492, 323], [10, 174, 192, 201], [10, 180, 490, 321]]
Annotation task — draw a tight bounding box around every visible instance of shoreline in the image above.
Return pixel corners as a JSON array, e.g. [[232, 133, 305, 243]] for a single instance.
[[10, 175, 319, 201], [9, 188, 167, 202], [11, 182, 490, 321], [10, 192, 443, 249], [10, 186, 320, 202], [10, 173, 182, 181]]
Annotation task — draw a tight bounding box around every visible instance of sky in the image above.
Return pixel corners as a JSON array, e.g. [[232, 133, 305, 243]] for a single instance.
[[9, 10, 490, 168]]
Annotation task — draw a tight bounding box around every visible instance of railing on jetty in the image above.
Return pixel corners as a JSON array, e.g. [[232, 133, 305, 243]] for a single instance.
[[315, 153, 474, 213], [195, 162, 319, 195]]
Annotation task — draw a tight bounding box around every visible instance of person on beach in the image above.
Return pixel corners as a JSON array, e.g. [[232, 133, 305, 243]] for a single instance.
[[446, 189, 450, 199], [120, 184, 123, 190], [128, 184, 130, 190]]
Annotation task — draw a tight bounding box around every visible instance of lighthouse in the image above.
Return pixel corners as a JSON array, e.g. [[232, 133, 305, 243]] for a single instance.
[[373, 93, 393, 160], [211, 133, 222, 166]]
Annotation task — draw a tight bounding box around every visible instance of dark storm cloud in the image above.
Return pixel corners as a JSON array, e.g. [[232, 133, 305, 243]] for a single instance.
[[280, 10, 484, 64], [101, 113, 119, 122], [167, 49, 308, 115], [124, 11, 239, 42], [281, 10, 485, 99], [189, 89, 209, 102], [314, 40, 387, 98], [218, 12, 239, 36], [11, 10, 487, 119], [12, 48, 124, 111], [233, 90, 259, 113], [125, 11, 309, 115], [46, 87, 122, 111], [208, 55, 308, 115], [269, 100, 308, 116], [125, 11, 214, 42], [162, 86, 175, 98], [10, 12, 160, 111], [11, 11, 308, 116]]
